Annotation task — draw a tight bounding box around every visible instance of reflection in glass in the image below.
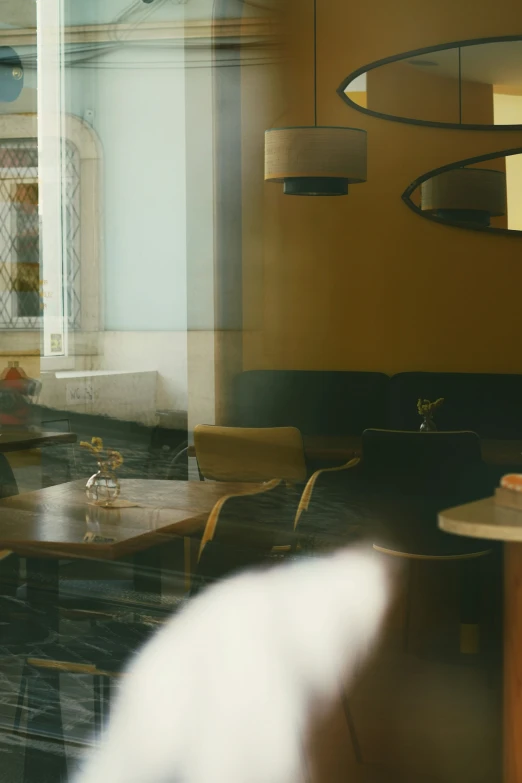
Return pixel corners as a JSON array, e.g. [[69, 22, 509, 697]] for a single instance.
[[0, 0, 281, 494], [404, 152, 522, 232], [342, 38, 522, 128], [420, 168, 507, 227]]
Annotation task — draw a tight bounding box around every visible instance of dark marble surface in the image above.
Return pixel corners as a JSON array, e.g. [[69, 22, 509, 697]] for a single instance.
[[0, 609, 165, 782], [0, 564, 184, 783]]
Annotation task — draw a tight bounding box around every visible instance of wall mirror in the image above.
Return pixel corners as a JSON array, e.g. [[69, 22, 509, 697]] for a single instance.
[[339, 36, 522, 130], [402, 148, 522, 234]]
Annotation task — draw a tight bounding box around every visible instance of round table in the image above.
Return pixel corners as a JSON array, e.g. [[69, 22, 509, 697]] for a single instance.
[[439, 496, 522, 783]]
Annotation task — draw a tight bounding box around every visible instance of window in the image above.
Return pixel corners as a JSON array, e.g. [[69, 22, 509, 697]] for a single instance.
[[0, 137, 81, 330], [0, 113, 101, 370]]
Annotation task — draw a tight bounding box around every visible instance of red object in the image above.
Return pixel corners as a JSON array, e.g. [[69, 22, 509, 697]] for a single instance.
[[0, 363, 37, 427]]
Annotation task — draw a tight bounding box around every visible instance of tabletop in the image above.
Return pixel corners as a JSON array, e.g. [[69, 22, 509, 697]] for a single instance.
[[0, 429, 77, 453], [439, 496, 522, 542], [0, 478, 261, 560]]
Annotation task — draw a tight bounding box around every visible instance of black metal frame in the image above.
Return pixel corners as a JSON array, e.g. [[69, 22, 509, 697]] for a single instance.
[[337, 34, 522, 130], [401, 146, 522, 236]]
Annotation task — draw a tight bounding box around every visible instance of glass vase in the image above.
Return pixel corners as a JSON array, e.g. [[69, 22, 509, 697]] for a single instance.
[[419, 415, 437, 432], [86, 463, 120, 506]]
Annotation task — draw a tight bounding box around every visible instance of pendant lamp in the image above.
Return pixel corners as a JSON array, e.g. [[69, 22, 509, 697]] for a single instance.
[[421, 167, 507, 227], [264, 0, 367, 196]]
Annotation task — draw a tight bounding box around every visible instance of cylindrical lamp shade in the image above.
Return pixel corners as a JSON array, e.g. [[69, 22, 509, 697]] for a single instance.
[[421, 168, 506, 226], [265, 126, 367, 196]]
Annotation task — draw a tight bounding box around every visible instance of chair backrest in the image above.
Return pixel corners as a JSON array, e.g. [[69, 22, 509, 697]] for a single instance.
[[293, 458, 366, 550], [196, 479, 294, 587], [361, 429, 487, 507], [362, 428, 482, 476], [231, 370, 390, 435], [194, 425, 307, 483], [360, 429, 491, 556]]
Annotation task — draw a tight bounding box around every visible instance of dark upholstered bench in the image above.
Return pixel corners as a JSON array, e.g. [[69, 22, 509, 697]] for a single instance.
[[231, 370, 390, 436]]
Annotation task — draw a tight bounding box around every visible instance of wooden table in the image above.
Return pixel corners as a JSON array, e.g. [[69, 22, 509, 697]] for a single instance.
[[439, 498, 522, 783], [0, 478, 257, 783], [0, 478, 260, 562], [0, 429, 77, 453], [0, 429, 78, 497]]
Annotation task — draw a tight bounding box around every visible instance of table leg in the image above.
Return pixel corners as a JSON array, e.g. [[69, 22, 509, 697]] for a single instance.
[[458, 557, 481, 654], [25, 558, 59, 635], [184, 536, 199, 593], [504, 542, 522, 783], [22, 666, 67, 783], [133, 547, 162, 597], [20, 559, 65, 780]]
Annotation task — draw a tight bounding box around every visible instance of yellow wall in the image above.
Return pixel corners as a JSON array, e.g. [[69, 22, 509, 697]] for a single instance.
[[240, 0, 522, 379]]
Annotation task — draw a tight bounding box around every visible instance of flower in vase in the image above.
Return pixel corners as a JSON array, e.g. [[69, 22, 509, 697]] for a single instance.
[[417, 397, 444, 418], [80, 437, 124, 470]]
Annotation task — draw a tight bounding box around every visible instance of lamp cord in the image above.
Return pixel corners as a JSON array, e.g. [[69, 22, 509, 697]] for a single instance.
[[313, 0, 317, 126]]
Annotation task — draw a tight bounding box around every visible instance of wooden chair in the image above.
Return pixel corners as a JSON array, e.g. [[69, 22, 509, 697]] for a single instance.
[[195, 478, 297, 590], [293, 458, 365, 552], [193, 425, 307, 483], [360, 429, 493, 654]]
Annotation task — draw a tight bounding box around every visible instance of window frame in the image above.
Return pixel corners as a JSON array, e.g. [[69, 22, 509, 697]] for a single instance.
[[0, 113, 102, 370]]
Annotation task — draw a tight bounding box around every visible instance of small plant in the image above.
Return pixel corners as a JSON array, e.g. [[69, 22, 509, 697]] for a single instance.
[[80, 437, 124, 470], [417, 397, 444, 417]]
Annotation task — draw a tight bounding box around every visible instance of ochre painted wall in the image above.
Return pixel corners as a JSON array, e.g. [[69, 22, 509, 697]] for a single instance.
[[241, 0, 522, 377]]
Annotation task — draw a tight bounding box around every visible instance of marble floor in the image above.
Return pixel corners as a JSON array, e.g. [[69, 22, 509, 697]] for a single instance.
[[0, 454, 503, 783], [0, 596, 502, 783]]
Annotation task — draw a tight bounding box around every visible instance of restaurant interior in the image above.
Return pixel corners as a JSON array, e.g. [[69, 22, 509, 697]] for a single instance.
[[2, 0, 522, 781]]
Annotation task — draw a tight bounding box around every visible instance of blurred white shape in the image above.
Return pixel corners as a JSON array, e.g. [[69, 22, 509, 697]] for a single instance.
[[73, 546, 391, 783]]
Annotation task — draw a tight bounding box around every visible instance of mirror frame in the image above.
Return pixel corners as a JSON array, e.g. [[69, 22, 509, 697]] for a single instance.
[[402, 147, 522, 235], [338, 34, 522, 130]]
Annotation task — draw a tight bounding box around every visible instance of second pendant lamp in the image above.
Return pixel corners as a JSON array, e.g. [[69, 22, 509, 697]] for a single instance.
[[264, 0, 367, 196]]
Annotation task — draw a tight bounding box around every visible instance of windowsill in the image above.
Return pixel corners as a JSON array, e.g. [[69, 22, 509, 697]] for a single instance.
[[53, 369, 154, 379], [0, 330, 100, 359]]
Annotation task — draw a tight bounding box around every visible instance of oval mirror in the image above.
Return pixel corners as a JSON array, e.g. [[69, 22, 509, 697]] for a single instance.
[[339, 36, 522, 129], [402, 148, 522, 234]]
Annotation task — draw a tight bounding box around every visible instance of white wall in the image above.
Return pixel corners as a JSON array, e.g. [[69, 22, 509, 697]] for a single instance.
[[62, 1, 192, 418], [1, 1, 276, 426], [65, 50, 187, 332], [102, 330, 188, 411]]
